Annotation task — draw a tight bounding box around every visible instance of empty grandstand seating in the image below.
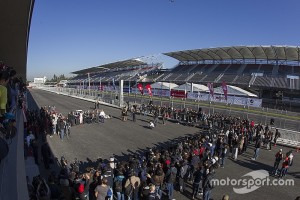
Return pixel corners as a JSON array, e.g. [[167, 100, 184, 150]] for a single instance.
[[218, 74, 238, 83], [211, 64, 229, 73], [225, 64, 242, 74], [164, 73, 181, 82], [294, 66, 300, 75], [200, 74, 220, 83], [260, 64, 274, 75], [242, 64, 260, 74], [252, 76, 273, 87], [234, 75, 252, 85], [171, 65, 186, 72], [273, 77, 289, 88], [155, 73, 170, 82], [175, 73, 193, 82], [188, 64, 207, 74], [188, 73, 206, 83], [278, 65, 293, 76]]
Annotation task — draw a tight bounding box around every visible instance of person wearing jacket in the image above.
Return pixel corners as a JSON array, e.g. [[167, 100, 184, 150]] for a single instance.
[[202, 167, 214, 200], [114, 171, 125, 200], [273, 149, 283, 175], [124, 171, 141, 200], [151, 167, 164, 199], [192, 164, 204, 200], [165, 163, 177, 200]]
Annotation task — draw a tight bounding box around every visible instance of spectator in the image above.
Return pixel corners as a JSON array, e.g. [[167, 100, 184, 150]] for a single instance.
[[274, 129, 281, 147], [251, 136, 262, 161], [273, 149, 283, 175], [0, 71, 9, 115], [202, 167, 214, 200], [222, 194, 230, 200], [95, 178, 110, 200], [165, 163, 177, 200]]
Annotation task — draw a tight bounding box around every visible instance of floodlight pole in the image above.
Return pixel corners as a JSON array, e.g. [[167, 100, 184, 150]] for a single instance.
[[88, 73, 91, 96], [119, 80, 124, 107]]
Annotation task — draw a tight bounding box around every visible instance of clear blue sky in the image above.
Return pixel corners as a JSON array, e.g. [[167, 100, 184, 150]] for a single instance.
[[27, 0, 300, 80]]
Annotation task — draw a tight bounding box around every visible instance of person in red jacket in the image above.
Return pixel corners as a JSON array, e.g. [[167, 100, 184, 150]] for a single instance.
[[279, 156, 289, 178]]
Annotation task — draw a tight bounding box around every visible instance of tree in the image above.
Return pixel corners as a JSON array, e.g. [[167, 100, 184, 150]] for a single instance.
[[46, 74, 69, 83]]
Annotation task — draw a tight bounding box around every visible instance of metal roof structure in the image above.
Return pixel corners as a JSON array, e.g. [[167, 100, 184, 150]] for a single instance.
[[0, 0, 35, 80], [164, 46, 300, 63], [72, 59, 147, 74]]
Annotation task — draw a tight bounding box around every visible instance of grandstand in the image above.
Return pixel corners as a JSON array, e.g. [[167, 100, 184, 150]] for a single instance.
[[67, 46, 300, 111], [67, 59, 162, 88], [160, 46, 300, 111]]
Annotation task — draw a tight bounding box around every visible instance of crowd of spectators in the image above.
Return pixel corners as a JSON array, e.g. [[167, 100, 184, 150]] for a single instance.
[[26, 105, 111, 141], [0, 61, 27, 162], [24, 98, 297, 200]]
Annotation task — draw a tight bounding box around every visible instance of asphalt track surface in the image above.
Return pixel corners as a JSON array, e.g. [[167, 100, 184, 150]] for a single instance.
[[28, 89, 299, 200]]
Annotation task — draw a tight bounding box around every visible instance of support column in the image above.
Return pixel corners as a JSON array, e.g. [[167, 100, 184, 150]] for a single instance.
[[119, 80, 124, 107]]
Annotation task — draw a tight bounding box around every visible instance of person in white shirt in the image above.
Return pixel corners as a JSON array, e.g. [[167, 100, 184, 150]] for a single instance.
[[99, 109, 105, 123], [149, 121, 155, 129], [52, 113, 58, 135], [79, 112, 83, 124], [26, 131, 35, 147]]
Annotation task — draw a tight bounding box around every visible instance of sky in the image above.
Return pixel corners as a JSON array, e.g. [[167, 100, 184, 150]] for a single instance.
[[27, 0, 300, 80]]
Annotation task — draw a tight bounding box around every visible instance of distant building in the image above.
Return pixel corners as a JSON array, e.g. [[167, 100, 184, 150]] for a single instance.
[[33, 76, 47, 84], [58, 80, 68, 87]]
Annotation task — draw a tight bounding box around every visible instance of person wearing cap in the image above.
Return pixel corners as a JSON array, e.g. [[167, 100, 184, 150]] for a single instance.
[[273, 149, 283, 175]]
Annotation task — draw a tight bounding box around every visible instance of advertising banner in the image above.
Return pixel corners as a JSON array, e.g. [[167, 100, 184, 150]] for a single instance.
[[171, 90, 187, 98], [187, 92, 262, 107]]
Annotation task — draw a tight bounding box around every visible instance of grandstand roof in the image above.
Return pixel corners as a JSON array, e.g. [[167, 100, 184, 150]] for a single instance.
[[72, 59, 147, 74], [164, 46, 300, 63]]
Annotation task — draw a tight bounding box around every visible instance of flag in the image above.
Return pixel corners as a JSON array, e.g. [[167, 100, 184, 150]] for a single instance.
[[145, 84, 152, 96], [137, 83, 143, 94], [207, 83, 214, 98], [222, 81, 228, 100]]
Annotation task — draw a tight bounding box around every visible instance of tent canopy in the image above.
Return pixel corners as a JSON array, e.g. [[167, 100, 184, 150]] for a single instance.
[[213, 85, 257, 97], [151, 82, 178, 90], [173, 83, 208, 92]]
